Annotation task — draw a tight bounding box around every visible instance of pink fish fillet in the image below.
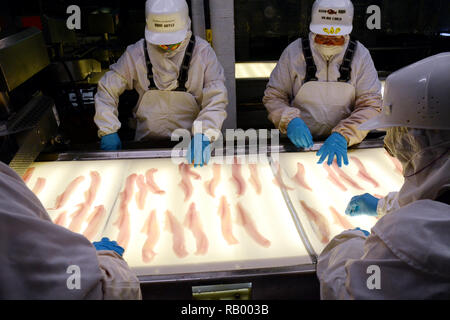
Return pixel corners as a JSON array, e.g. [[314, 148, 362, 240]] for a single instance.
[[145, 168, 165, 195], [141, 210, 160, 263], [83, 205, 106, 241], [32, 177, 46, 196], [54, 211, 67, 227], [248, 164, 262, 195], [165, 210, 188, 258], [184, 203, 209, 255], [236, 202, 271, 248], [178, 163, 201, 202], [204, 163, 221, 197], [116, 210, 131, 250], [329, 206, 354, 229], [331, 160, 363, 190], [84, 171, 101, 207], [323, 163, 347, 192], [291, 162, 312, 191], [68, 203, 90, 233], [374, 194, 384, 199], [350, 156, 380, 188], [48, 176, 85, 210], [22, 167, 35, 184], [217, 196, 239, 245], [231, 157, 246, 196], [272, 162, 294, 191], [383, 151, 403, 175], [300, 201, 331, 244], [113, 174, 137, 250], [136, 174, 149, 210]]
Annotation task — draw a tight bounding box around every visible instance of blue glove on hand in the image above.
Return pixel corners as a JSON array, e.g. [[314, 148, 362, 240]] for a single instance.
[[354, 227, 370, 237], [316, 132, 348, 167], [100, 133, 122, 151], [186, 133, 211, 167], [287, 118, 314, 149], [345, 193, 380, 217], [93, 237, 124, 256]]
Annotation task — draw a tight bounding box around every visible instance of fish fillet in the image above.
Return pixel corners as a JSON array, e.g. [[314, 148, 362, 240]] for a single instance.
[[248, 164, 262, 195], [22, 167, 35, 184], [184, 203, 209, 255], [350, 156, 380, 188], [236, 202, 271, 248], [300, 201, 331, 244], [145, 168, 165, 195], [331, 160, 363, 190], [329, 206, 353, 229], [141, 210, 160, 263], [113, 174, 137, 250], [136, 174, 149, 210], [217, 196, 239, 245], [323, 163, 347, 192], [32, 177, 46, 196], [68, 203, 90, 233], [83, 205, 106, 241], [204, 163, 221, 197], [291, 162, 312, 191], [231, 157, 246, 196], [178, 163, 200, 202], [54, 211, 67, 227], [84, 171, 101, 207], [48, 176, 85, 210], [272, 161, 294, 191], [116, 210, 131, 250], [164, 210, 188, 258]]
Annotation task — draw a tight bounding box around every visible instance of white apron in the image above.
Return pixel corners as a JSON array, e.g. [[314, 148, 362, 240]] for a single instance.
[[134, 90, 199, 141], [293, 81, 355, 138]]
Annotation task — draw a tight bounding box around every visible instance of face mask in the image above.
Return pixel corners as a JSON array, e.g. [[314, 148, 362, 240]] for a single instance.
[[315, 43, 344, 58]]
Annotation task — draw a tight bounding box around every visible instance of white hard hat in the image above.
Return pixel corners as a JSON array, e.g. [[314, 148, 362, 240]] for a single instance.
[[310, 0, 354, 36], [145, 0, 190, 45], [360, 52, 450, 131]]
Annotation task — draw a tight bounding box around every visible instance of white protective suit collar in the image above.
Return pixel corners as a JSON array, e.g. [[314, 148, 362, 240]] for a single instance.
[[384, 127, 450, 206], [146, 21, 193, 91], [310, 32, 350, 62], [373, 199, 450, 279]]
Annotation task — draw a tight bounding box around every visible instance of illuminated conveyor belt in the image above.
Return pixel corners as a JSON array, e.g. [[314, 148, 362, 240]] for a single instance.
[[22, 148, 403, 277]]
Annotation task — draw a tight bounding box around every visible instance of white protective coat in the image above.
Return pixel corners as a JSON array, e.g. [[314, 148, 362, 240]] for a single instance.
[[0, 162, 142, 300], [316, 128, 450, 299], [94, 31, 228, 141], [263, 32, 382, 146]]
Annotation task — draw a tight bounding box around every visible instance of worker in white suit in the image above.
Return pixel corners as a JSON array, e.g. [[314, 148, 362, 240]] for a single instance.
[[317, 52, 450, 299], [263, 0, 382, 167], [95, 0, 228, 167], [0, 161, 142, 299]]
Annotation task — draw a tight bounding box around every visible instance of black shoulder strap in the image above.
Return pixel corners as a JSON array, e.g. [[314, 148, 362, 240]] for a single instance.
[[143, 41, 158, 90], [338, 37, 358, 83], [301, 37, 318, 83], [175, 34, 196, 92]]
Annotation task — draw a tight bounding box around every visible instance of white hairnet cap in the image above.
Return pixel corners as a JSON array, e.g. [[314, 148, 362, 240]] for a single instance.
[[145, 0, 190, 45], [310, 0, 354, 36], [360, 52, 450, 131]]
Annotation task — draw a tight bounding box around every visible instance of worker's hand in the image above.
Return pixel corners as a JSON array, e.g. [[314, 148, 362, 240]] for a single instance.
[[353, 227, 370, 237], [186, 133, 211, 167], [316, 132, 348, 167], [100, 133, 122, 151], [93, 237, 124, 256], [287, 118, 314, 149], [345, 193, 380, 217]]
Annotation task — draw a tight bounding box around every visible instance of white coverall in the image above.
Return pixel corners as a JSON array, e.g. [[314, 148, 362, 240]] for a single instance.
[[263, 32, 382, 146], [94, 29, 228, 141], [316, 128, 450, 299], [0, 162, 142, 300]]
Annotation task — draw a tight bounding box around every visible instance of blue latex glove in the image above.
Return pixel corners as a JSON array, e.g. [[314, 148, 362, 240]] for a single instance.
[[316, 132, 348, 167], [186, 133, 211, 167], [93, 237, 124, 256], [345, 193, 380, 217], [100, 133, 122, 151], [354, 227, 370, 237], [287, 118, 314, 149]]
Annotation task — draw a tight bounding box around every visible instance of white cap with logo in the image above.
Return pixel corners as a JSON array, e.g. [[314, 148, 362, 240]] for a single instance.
[[145, 0, 190, 45], [310, 0, 354, 36]]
